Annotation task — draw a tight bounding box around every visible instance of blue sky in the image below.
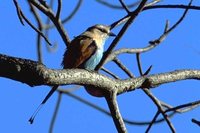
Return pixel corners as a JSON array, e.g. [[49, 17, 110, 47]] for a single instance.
[[1, 0, 200, 133]]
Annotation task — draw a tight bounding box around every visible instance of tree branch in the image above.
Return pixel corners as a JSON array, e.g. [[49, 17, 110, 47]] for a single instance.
[[49, 92, 62, 133], [44, 0, 82, 30], [105, 91, 127, 133], [96, 0, 148, 70], [1, 53, 200, 96], [28, 2, 44, 62], [13, 0, 52, 46], [28, 0, 71, 47]]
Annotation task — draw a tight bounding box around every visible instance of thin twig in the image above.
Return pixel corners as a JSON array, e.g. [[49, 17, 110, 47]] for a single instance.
[[13, 0, 52, 46], [56, 0, 62, 19], [13, 0, 24, 25], [44, 0, 82, 29], [29, 0, 71, 47], [164, 0, 193, 34], [149, 20, 169, 45], [145, 111, 160, 133], [49, 92, 62, 133], [143, 65, 152, 76], [113, 58, 135, 78], [28, 2, 44, 62], [136, 53, 143, 76], [165, 99, 200, 113], [143, 88, 176, 132], [96, 0, 160, 10], [96, 0, 140, 9], [44, 0, 58, 53], [110, 1, 197, 30], [160, 100, 199, 113], [101, 67, 120, 79], [119, 0, 130, 13], [151, 0, 193, 47], [192, 119, 200, 127], [135, 53, 152, 76], [106, 45, 159, 63], [145, 0, 161, 7], [110, 0, 161, 29], [143, 3, 200, 11]]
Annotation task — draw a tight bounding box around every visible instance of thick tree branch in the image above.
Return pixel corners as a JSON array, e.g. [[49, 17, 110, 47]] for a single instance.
[[1, 54, 200, 96]]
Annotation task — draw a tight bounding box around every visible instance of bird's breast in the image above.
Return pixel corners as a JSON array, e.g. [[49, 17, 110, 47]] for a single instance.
[[83, 48, 103, 70]]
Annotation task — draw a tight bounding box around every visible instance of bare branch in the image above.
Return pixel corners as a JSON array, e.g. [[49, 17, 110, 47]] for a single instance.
[[44, 0, 58, 52], [165, 99, 200, 113], [113, 58, 135, 78], [149, 20, 169, 45], [29, 0, 71, 47], [101, 67, 120, 79], [119, 0, 130, 13], [1, 54, 200, 96], [96, 0, 140, 9], [13, 0, 24, 25], [110, 1, 198, 29], [136, 52, 175, 132], [96, 0, 148, 70], [143, 88, 175, 132], [145, 0, 161, 7], [164, 0, 193, 34], [106, 45, 158, 63], [103, 20, 169, 68], [28, 2, 44, 62], [145, 111, 160, 133], [7, 0, 200, 132], [58, 87, 174, 126], [143, 3, 200, 11], [105, 91, 127, 133], [44, 0, 82, 29], [56, 0, 62, 19], [49, 92, 62, 133], [136, 53, 143, 76], [110, 0, 160, 29], [107, 6, 188, 64], [13, 0, 52, 46], [143, 65, 153, 76], [106, 20, 168, 63], [192, 119, 200, 127], [38, 0, 49, 8]]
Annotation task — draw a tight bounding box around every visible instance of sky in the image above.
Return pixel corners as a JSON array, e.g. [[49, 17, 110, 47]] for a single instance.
[[1, 0, 200, 133]]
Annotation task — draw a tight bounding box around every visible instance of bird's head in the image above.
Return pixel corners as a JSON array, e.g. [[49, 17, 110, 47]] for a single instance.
[[86, 24, 116, 39]]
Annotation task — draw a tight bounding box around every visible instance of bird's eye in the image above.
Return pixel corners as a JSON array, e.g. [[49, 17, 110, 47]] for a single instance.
[[101, 29, 106, 33], [98, 28, 107, 33]]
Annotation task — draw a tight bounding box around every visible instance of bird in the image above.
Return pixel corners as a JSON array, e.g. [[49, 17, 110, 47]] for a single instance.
[[29, 24, 116, 124]]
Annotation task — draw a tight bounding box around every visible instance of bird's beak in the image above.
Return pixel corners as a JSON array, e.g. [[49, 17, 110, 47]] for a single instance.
[[108, 32, 116, 37]]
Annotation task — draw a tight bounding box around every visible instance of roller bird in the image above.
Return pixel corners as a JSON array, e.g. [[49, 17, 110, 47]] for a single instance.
[[29, 24, 115, 124]]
